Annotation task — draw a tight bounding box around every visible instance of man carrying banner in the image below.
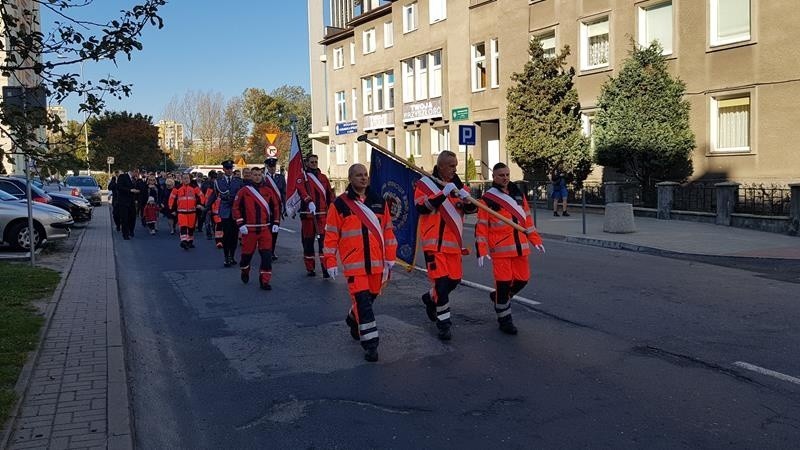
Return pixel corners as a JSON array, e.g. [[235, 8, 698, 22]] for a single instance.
[[475, 163, 545, 335], [207, 160, 243, 267], [264, 157, 286, 260], [415, 151, 476, 341], [233, 168, 281, 290], [323, 163, 397, 362], [296, 154, 335, 277]]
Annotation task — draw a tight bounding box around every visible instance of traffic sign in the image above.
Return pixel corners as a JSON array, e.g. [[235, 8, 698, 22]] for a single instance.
[[458, 125, 476, 146], [452, 107, 469, 121], [265, 133, 278, 144], [107, 156, 115, 165], [266, 145, 278, 157]]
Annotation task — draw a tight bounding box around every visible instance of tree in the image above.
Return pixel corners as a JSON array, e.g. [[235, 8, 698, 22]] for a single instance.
[[88, 111, 163, 170], [195, 91, 225, 164], [594, 41, 695, 198], [506, 38, 592, 183], [0, 0, 166, 169], [222, 96, 248, 155]]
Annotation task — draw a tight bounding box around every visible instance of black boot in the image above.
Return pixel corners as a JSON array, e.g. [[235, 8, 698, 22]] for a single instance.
[[437, 327, 452, 341], [345, 315, 359, 341], [307, 270, 316, 277], [421, 293, 436, 322], [260, 281, 272, 290], [240, 269, 249, 284], [499, 319, 518, 335], [364, 348, 379, 362]]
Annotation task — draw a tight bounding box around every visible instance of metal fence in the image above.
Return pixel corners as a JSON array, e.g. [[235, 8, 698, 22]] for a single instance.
[[673, 183, 717, 213], [735, 185, 792, 216], [569, 183, 605, 205]]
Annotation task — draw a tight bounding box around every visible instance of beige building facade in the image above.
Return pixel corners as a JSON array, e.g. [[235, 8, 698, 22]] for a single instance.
[[309, 0, 800, 186]]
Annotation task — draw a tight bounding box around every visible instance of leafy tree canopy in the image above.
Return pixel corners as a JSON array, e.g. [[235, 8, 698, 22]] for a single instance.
[[88, 111, 163, 171]]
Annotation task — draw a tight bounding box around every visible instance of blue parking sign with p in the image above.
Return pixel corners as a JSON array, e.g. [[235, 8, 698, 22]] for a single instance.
[[459, 125, 476, 146]]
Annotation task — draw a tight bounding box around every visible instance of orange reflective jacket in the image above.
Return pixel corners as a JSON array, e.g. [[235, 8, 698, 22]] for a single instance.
[[323, 186, 397, 276], [475, 183, 542, 258], [204, 187, 222, 223], [169, 185, 204, 215], [414, 175, 475, 254]]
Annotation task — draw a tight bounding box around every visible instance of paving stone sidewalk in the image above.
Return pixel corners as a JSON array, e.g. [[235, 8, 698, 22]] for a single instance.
[[5, 210, 131, 450]]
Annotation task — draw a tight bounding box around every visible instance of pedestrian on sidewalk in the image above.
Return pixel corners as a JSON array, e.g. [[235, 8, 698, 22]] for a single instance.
[[144, 196, 160, 235], [108, 170, 121, 231], [551, 169, 570, 217], [475, 163, 545, 335], [115, 169, 139, 240]]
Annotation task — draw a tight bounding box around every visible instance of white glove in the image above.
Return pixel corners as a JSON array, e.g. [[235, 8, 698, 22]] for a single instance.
[[457, 189, 470, 200], [327, 266, 337, 280], [308, 202, 317, 214], [535, 244, 546, 253], [478, 255, 491, 267], [442, 183, 457, 196], [385, 261, 395, 271], [272, 224, 280, 233], [239, 225, 248, 235]]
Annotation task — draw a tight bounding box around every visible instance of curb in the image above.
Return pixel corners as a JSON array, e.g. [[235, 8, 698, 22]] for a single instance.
[[0, 227, 86, 449]]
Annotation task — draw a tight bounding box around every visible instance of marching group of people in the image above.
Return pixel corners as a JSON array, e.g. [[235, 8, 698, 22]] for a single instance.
[[108, 150, 545, 363]]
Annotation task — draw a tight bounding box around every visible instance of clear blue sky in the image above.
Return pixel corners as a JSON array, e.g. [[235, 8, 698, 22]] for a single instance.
[[49, 1, 312, 122]]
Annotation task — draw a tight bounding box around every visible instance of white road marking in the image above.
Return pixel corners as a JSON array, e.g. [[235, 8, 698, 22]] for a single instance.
[[278, 227, 297, 233], [412, 266, 541, 306], [733, 361, 800, 386]]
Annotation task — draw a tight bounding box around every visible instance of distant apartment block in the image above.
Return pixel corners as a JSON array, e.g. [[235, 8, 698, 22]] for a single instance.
[[308, 0, 800, 186], [157, 120, 185, 154]]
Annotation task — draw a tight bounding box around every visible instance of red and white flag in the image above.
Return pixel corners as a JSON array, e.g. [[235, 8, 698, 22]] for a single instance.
[[284, 128, 305, 217]]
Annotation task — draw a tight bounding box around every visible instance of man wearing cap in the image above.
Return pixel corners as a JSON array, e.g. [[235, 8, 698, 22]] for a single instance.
[[264, 157, 286, 260], [206, 160, 243, 267]]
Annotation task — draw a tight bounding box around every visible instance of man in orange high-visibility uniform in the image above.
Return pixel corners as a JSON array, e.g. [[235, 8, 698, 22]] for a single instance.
[[475, 163, 545, 335], [233, 168, 281, 290], [414, 151, 476, 341], [323, 164, 397, 362], [169, 173, 205, 250], [295, 154, 335, 277]]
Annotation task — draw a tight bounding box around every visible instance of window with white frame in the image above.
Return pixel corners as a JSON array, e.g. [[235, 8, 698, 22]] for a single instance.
[[351, 88, 357, 118], [386, 71, 395, 109], [363, 78, 373, 114], [490, 39, 500, 88], [335, 91, 347, 122], [581, 111, 596, 150], [581, 17, 609, 70], [387, 135, 396, 153], [639, 2, 673, 54], [375, 75, 384, 111], [431, 126, 449, 155], [712, 95, 750, 152], [710, 0, 750, 46], [353, 142, 360, 163], [363, 28, 376, 54], [535, 31, 556, 59], [405, 129, 421, 157], [471, 42, 487, 91], [403, 2, 418, 33], [384, 21, 394, 47], [429, 0, 446, 23], [336, 143, 347, 165], [333, 46, 344, 69], [350, 42, 356, 65], [402, 60, 415, 103], [429, 51, 442, 98], [415, 54, 428, 100]]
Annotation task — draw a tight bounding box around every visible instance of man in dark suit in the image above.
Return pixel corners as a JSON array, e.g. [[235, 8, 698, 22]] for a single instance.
[[206, 160, 243, 266], [115, 170, 140, 240]]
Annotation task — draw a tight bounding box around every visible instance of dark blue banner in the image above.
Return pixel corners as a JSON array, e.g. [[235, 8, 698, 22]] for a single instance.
[[369, 148, 421, 266]]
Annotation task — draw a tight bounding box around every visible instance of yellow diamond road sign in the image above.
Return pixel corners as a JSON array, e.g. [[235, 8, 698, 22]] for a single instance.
[[265, 133, 278, 144]]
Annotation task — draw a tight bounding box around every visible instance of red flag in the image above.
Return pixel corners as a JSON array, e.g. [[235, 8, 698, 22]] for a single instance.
[[284, 128, 306, 217]]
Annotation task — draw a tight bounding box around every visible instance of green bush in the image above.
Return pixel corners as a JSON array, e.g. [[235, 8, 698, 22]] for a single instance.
[[92, 172, 111, 190]]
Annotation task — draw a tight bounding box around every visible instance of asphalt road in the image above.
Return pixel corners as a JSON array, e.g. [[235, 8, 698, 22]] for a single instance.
[[115, 215, 800, 449]]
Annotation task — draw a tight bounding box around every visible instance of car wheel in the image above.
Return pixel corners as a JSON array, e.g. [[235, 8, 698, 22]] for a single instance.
[[7, 221, 43, 251]]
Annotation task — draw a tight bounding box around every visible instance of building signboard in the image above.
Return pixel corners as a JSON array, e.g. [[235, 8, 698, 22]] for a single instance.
[[335, 120, 359, 135], [403, 98, 443, 122], [451, 107, 469, 121], [364, 111, 395, 130]]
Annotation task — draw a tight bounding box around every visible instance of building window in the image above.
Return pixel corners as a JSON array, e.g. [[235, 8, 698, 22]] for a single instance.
[[429, 51, 442, 98], [353, 142, 360, 164], [639, 2, 673, 54], [375, 75, 384, 111], [387, 135, 396, 154], [335, 91, 347, 122], [490, 39, 500, 88], [350, 42, 356, 65], [351, 88, 358, 118], [712, 95, 750, 153], [429, 0, 446, 23], [581, 17, 609, 70], [333, 46, 344, 69], [363, 28, 376, 54], [535, 31, 556, 59], [406, 129, 421, 157], [581, 111, 596, 151], [431, 126, 449, 155], [362, 78, 373, 114], [386, 71, 395, 109], [403, 2, 418, 33], [710, 0, 750, 46], [471, 42, 487, 92], [402, 60, 415, 103], [415, 54, 428, 101], [336, 143, 347, 165], [384, 21, 394, 48]]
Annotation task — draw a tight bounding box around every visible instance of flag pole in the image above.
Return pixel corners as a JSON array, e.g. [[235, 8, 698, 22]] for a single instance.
[[358, 135, 528, 233]]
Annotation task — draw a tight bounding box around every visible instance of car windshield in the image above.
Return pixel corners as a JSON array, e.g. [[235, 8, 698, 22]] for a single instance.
[[0, 189, 18, 201], [66, 177, 97, 187]]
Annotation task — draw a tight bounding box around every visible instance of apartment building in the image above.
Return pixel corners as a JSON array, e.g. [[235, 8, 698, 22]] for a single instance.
[[309, 0, 800, 185], [157, 120, 185, 154]]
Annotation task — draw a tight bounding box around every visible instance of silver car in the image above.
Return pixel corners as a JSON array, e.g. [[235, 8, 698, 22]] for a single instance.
[[64, 176, 102, 206], [0, 189, 73, 251]]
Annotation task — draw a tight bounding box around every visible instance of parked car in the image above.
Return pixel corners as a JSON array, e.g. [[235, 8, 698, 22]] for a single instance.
[[64, 176, 102, 206], [41, 179, 83, 197], [4, 176, 93, 222], [0, 189, 73, 251]]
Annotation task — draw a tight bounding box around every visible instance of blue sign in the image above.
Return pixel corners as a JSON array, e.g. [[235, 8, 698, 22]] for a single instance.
[[459, 125, 476, 146], [335, 120, 359, 135]]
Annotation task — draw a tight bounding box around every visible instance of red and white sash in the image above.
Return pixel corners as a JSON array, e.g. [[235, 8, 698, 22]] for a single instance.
[[246, 186, 271, 222], [306, 172, 327, 199], [265, 174, 282, 201], [418, 177, 464, 248], [340, 194, 384, 256], [482, 187, 527, 224]]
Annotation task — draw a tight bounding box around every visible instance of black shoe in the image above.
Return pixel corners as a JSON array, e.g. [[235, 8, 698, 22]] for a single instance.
[[437, 328, 452, 341], [180, 241, 188, 249], [260, 282, 272, 291], [307, 271, 316, 277], [562, 211, 570, 217], [188, 242, 195, 248], [123, 236, 130, 240], [322, 269, 331, 279], [272, 255, 278, 261], [230, 258, 237, 265], [489, 291, 496, 303], [116, 226, 121, 232], [499, 322, 518, 335], [422, 293, 437, 322], [345, 316, 360, 341], [364, 348, 379, 362], [241, 270, 249, 284], [553, 211, 560, 217]]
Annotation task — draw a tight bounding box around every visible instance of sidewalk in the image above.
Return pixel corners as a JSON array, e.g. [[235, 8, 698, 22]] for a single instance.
[[3, 210, 131, 449], [467, 208, 800, 260]]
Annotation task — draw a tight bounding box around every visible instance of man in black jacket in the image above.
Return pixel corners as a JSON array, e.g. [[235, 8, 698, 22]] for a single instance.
[[108, 171, 120, 231], [115, 170, 140, 240]]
